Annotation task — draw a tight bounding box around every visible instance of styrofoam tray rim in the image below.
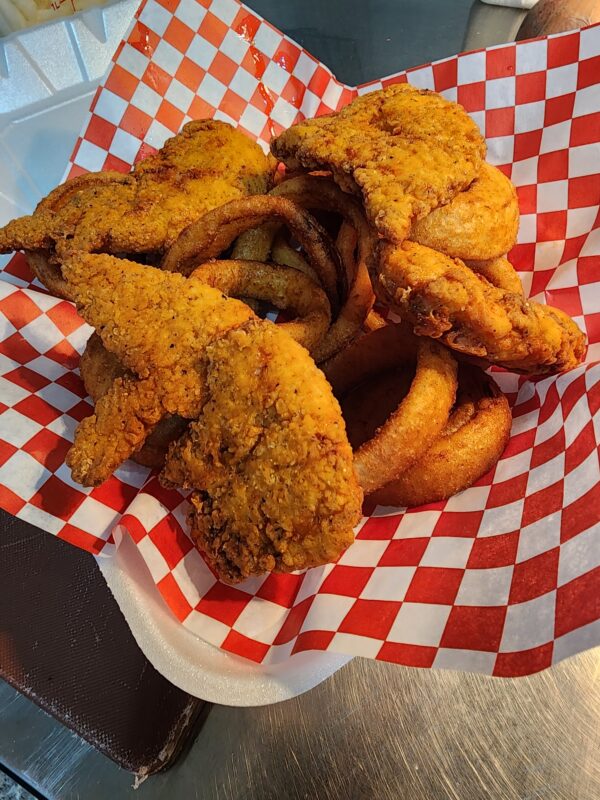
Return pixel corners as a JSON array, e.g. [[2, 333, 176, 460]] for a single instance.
[[97, 535, 351, 706]]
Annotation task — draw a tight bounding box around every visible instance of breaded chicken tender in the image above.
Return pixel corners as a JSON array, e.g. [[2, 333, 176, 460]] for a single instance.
[[271, 84, 485, 243], [79, 333, 187, 469], [162, 322, 362, 584], [377, 241, 586, 374], [0, 121, 275, 298], [63, 254, 256, 485], [64, 254, 361, 582]]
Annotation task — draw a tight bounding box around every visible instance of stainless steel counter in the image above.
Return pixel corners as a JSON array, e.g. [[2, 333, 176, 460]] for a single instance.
[[3, 2, 599, 799], [2, 649, 600, 799]]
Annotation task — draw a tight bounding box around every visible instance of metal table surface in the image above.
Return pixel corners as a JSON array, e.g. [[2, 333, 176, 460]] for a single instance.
[[2, 1, 599, 799]]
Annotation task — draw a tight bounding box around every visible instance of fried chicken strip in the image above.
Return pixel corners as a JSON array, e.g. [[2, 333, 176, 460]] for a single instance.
[[377, 240, 586, 374], [0, 121, 275, 297], [162, 321, 362, 584], [271, 84, 486, 242], [80, 333, 187, 469], [63, 254, 255, 485], [64, 254, 361, 582]]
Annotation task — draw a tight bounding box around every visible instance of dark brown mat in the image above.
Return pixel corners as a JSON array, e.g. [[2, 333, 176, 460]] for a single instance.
[[0, 509, 206, 775]]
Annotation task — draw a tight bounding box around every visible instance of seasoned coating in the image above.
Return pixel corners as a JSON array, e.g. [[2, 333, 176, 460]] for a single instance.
[[80, 333, 187, 469], [63, 254, 255, 485], [64, 254, 361, 583], [0, 121, 274, 296], [271, 84, 486, 242], [465, 256, 524, 296], [411, 163, 520, 260], [377, 240, 586, 374], [162, 322, 362, 584]]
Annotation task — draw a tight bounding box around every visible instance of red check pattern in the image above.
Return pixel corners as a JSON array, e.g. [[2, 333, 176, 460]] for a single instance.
[[0, 0, 599, 676]]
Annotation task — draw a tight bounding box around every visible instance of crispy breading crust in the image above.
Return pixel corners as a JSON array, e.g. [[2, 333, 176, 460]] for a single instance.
[[0, 121, 275, 296], [80, 333, 187, 469], [411, 163, 520, 260], [162, 322, 362, 584], [377, 240, 586, 374], [271, 84, 486, 242], [63, 253, 255, 485], [465, 256, 524, 296], [64, 254, 361, 583]]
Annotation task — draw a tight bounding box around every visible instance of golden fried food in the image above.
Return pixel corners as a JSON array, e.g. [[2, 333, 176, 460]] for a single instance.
[[161, 321, 362, 584], [230, 175, 376, 361], [271, 176, 376, 362], [63, 254, 256, 486], [465, 256, 524, 296], [411, 163, 519, 260], [191, 259, 331, 354], [80, 333, 187, 469], [377, 241, 586, 374], [323, 324, 457, 493], [65, 253, 361, 584], [161, 195, 345, 310], [368, 365, 512, 507], [363, 309, 387, 332], [271, 84, 486, 242], [271, 230, 318, 281], [0, 121, 274, 297], [24, 81, 586, 587]]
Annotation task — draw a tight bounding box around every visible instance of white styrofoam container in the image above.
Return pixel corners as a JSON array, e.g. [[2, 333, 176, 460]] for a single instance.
[[0, 0, 350, 704]]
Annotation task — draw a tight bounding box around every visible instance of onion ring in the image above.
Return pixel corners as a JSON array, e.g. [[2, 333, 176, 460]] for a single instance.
[[273, 176, 376, 361], [231, 220, 279, 262], [369, 365, 512, 507], [411, 163, 519, 260], [465, 256, 524, 296], [271, 230, 319, 283], [191, 259, 331, 354], [161, 195, 344, 312], [323, 324, 458, 493], [230, 176, 376, 360]]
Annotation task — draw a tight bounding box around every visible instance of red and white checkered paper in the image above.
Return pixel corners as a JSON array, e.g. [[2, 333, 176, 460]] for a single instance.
[[1, 0, 599, 677]]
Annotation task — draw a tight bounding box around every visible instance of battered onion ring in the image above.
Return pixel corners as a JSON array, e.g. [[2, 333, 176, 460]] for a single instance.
[[231, 220, 279, 262], [161, 195, 344, 312], [369, 365, 512, 507], [411, 163, 520, 260], [80, 333, 187, 468], [231, 176, 376, 361], [191, 259, 331, 354], [465, 256, 524, 296], [273, 176, 376, 361], [323, 324, 457, 494], [271, 230, 319, 282]]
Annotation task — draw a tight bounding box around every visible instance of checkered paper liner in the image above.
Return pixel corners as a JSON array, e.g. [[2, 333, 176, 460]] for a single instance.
[[0, 0, 599, 677]]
